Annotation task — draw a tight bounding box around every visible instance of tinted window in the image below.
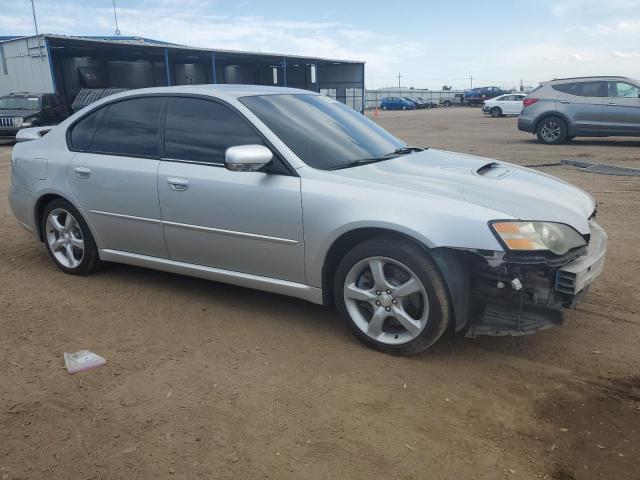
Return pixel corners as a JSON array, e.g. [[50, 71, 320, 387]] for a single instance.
[[90, 97, 163, 157], [241, 94, 405, 170], [164, 97, 265, 164], [552, 81, 606, 97], [608, 81, 640, 98], [70, 107, 107, 150]]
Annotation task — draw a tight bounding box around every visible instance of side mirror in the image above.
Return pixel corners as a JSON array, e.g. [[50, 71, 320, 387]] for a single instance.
[[225, 144, 273, 172]]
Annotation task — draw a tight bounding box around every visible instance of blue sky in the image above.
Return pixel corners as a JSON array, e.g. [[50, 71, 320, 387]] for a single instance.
[[1, 0, 640, 90]]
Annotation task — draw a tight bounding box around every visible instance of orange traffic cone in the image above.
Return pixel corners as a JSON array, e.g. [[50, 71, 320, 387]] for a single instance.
[[374, 107, 379, 117]]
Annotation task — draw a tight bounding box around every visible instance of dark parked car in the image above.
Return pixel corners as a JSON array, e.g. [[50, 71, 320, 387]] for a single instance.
[[0, 93, 68, 139], [464, 86, 508, 105], [381, 97, 416, 110], [404, 97, 428, 109], [518, 76, 640, 144]]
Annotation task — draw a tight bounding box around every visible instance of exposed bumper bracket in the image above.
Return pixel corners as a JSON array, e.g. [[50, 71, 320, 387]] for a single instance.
[[465, 302, 564, 338]]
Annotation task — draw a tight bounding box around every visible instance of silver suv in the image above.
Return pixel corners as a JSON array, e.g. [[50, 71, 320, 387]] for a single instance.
[[518, 76, 640, 144], [9, 85, 606, 355]]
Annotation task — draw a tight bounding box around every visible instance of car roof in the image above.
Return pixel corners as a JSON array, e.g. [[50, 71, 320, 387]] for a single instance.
[[545, 76, 632, 84], [96, 84, 319, 103]]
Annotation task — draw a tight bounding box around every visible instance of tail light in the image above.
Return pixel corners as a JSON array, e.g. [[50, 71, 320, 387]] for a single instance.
[[523, 98, 539, 108]]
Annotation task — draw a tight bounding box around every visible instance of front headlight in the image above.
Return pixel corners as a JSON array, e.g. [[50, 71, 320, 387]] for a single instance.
[[490, 221, 586, 255], [12, 117, 24, 128]]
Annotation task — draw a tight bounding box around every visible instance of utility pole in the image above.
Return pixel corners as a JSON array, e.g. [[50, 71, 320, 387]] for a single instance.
[[470, 75, 474, 89], [112, 0, 121, 36], [397, 72, 402, 90], [30, 0, 44, 59], [30, 0, 39, 37]]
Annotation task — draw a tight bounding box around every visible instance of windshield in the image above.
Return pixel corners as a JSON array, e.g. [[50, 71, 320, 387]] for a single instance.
[[240, 94, 405, 170], [0, 96, 41, 110]]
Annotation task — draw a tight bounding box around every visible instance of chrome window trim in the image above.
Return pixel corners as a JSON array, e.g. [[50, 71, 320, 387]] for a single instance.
[[161, 157, 224, 167]]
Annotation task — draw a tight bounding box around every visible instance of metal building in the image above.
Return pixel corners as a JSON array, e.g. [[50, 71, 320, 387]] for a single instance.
[[0, 34, 365, 111]]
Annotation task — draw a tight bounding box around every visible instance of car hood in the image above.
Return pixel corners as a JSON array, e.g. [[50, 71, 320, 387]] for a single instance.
[[333, 149, 595, 234], [0, 109, 34, 117]]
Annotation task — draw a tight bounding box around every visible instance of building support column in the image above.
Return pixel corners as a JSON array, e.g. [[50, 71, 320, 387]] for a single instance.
[[361, 63, 366, 114], [164, 48, 171, 86], [211, 52, 217, 83], [282, 57, 287, 87]]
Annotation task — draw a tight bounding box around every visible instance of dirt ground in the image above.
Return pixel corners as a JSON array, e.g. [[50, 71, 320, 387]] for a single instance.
[[1, 107, 639, 480]]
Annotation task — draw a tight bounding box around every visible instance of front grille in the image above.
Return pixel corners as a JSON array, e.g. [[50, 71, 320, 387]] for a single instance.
[[556, 270, 577, 294], [0, 117, 15, 127]]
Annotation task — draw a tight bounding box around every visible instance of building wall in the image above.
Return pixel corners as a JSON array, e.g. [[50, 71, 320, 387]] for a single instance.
[[0, 36, 54, 96]]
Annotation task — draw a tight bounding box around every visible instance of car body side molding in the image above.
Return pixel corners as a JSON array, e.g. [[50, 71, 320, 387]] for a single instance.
[[98, 249, 323, 304]]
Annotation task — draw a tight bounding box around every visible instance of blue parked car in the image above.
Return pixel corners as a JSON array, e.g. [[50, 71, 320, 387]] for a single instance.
[[464, 86, 508, 105], [381, 97, 416, 110]]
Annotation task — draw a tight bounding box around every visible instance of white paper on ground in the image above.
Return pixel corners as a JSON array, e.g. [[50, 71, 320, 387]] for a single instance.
[[63, 350, 107, 374]]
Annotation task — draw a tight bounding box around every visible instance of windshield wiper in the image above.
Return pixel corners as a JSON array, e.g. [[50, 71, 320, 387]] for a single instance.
[[328, 146, 428, 171], [328, 154, 399, 171]]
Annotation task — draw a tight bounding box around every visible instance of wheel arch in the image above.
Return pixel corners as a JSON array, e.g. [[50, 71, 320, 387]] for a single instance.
[[33, 192, 97, 244], [321, 227, 471, 331], [534, 111, 572, 136]]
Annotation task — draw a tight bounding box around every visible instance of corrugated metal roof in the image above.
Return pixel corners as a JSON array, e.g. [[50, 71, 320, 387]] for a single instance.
[[1, 34, 363, 64]]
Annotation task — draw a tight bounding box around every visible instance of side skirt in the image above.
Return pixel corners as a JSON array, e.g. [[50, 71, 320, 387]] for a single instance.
[[99, 249, 324, 305]]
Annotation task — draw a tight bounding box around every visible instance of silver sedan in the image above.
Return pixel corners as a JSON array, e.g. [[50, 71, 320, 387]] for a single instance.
[[9, 85, 606, 355]]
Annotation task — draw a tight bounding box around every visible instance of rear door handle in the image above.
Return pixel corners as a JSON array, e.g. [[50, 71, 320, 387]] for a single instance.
[[167, 177, 190, 191], [73, 166, 91, 179], [559, 100, 570, 104], [607, 102, 617, 106]]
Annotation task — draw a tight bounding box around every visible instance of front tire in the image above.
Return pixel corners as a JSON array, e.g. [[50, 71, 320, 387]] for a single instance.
[[42, 198, 100, 275], [536, 116, 567, 144], [490, 107, 502, 117], [334, 237, 451, 356], [443, 100, 451, 107], [402, 105, 407, 110]]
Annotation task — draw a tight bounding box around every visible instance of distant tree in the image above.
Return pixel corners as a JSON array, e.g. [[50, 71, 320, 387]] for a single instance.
[[442, 85, 452, 91]]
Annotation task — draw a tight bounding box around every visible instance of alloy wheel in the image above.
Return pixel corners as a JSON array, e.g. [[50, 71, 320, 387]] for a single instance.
[[540, 121, 562, 142], [46, 208, 85, 268], [343, 256, 430, 345]]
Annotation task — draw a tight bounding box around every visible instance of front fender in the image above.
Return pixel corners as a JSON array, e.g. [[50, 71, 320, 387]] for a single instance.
[[301, 172, 505, 288]]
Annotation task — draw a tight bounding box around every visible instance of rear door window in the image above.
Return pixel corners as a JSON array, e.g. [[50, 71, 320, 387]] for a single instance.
[[89, 97, 163, 157], [552, 81, 606, 97], [163, 97, 265, 164], [69, 107, 107, 151]]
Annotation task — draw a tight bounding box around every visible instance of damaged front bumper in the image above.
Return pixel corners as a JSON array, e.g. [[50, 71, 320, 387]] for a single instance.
[[466, 221, 607, 337]]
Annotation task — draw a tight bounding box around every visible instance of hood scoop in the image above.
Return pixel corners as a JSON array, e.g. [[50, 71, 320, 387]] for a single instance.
[[475, 162, 513, 179]]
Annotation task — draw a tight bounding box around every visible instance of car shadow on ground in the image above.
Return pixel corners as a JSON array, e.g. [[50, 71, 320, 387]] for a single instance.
[[94, 261, 563, 361], [521, 138, 640, 148]]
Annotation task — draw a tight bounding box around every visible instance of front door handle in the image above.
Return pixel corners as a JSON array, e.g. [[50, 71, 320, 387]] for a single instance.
[[607, 102, 617, 106], [559, 100, 570, 104], [167, 177, 190, 191], [73, 166, 91, 179]]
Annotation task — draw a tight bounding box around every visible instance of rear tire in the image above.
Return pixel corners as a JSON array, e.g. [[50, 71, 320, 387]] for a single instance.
[[490, 107, 502, 117], [381, 105, 387, 111], [536, 116, 567, 144], [334, 236, 451, 356], [42, 198, 100, 276], [402, 105, 407, 110], [444, 100, 451, 107]]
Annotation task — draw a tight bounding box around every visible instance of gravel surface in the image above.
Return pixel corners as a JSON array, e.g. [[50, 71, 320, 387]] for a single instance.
[[1, 107, 638, 480]]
